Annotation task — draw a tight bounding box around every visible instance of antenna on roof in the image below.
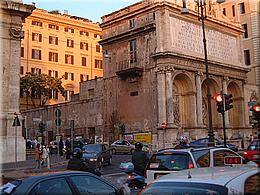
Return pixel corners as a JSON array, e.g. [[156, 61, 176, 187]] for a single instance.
[[188, 170, 192, 179]]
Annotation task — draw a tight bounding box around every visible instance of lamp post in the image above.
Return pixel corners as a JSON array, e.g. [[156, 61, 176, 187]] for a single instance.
[[181, 0, 225, 146]]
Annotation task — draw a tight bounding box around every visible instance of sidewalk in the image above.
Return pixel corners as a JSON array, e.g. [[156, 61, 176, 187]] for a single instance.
[[0, 155, 69, 184]]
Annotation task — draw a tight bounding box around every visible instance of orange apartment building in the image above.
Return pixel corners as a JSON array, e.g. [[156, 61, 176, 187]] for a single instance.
[[20, 8, 103, 110]]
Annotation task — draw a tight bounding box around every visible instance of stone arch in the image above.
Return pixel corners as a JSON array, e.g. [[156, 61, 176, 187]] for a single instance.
[[227, 81, 243, 128], [201, 78, 221, 127], [172, 73, 195, 128]]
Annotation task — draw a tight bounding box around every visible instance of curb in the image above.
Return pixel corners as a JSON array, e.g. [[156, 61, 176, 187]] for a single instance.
[[0, 161, 68, 173]]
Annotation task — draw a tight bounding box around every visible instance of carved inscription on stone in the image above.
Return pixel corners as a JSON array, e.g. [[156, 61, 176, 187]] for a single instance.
[[170, 17, 239, 64]]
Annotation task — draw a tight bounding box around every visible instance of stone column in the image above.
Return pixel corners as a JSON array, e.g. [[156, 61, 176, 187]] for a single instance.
[[157, 69, 166, 127], [0, 0, 35, 163], [195, 72, 203, 126], [223, 77, 230, 126], [166, 70, 174, 126]]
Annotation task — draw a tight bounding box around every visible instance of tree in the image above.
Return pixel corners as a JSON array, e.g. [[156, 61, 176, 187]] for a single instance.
[[20, 73, 65, 108]]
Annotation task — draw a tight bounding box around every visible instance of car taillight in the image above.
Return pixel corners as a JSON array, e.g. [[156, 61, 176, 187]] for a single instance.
[[188, 163, 194, 169], [244, 151, 248, 155]]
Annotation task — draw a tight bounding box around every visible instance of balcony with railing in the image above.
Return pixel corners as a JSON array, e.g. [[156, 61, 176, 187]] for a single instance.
[[116, 53, 143, 80]]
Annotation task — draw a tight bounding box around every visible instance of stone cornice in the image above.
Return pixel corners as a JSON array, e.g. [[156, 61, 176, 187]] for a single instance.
[[1, 1, 35, 19], [152, 51, 250, 80]]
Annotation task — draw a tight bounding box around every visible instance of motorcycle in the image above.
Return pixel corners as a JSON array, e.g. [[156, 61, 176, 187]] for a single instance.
[[119, 162, 146, 190]]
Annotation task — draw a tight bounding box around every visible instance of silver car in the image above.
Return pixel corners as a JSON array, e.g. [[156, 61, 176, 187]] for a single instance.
[[110, 140, 135, 154]]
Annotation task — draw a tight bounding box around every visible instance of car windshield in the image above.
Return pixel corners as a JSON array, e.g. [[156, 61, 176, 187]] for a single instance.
[[141, 182, 228, 195], [147, 152, 190, 171], [82, 144, 101, 153]]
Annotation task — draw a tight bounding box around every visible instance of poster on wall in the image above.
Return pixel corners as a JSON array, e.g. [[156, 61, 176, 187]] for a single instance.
[[134, 132, 152, 144]]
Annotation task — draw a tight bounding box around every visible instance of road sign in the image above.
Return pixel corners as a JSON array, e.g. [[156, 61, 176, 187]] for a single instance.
[[55, 118, 61, 127], [161, 122, 167, 129]]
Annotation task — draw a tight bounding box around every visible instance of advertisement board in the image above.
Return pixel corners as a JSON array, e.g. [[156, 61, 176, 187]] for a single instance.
[[134, 132, 152, 144]]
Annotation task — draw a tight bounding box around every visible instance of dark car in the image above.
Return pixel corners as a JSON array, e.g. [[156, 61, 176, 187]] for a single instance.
[[243, 140, 260, 165], [82, 144, 112, 170], [0, 171, 123, 195], [190, 137, 238, 151], [73, 138, 88, 149]]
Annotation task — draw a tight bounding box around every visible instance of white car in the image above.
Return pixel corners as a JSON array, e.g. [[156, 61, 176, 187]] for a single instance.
[[146, 147, 251, 183], [141, 165, 259, 194]]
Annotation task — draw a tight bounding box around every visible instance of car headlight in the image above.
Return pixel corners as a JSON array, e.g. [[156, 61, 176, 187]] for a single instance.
[[89, 158, 98, 161]]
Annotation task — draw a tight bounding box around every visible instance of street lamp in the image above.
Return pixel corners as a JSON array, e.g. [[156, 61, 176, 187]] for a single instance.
[[181, 0, 225, 146]]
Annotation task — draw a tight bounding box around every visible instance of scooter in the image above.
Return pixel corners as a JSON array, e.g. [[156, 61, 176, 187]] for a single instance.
[[119, 162, 146, 190]]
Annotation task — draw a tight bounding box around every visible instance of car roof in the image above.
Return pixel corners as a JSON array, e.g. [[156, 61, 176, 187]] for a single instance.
[[153, 166, 258, 186], [156, 147, 230, 154]]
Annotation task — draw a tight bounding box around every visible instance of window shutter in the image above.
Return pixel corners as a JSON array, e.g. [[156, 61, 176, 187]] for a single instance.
[[71, 73, 74, 81], [39, 34, 42, 42], [55, 71, 58, 78], [48, 70, 52, 76], [55, 37, 58, 45], [65, 72, 68, 79]]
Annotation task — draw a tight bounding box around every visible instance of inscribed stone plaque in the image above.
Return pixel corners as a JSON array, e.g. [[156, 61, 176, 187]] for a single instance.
[[170, 17, 239, 64]]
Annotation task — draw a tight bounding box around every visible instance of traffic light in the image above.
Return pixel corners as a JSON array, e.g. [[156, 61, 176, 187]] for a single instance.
[[251, 105, 260, 121], [215, 94, 224, 113], [224, 94, 233, 111], [39, 122, 45, 133]]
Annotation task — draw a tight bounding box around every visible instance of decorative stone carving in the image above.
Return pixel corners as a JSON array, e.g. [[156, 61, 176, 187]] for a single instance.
[[9, 27, 24, 39], [173, 87, 180, 125]]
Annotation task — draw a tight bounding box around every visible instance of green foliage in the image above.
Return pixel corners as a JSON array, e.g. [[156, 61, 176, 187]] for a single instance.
[[20, 73, 65, 107]]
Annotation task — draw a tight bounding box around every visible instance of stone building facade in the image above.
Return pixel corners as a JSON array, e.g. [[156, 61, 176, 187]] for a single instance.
[[22, 78, 104, 144], [0, 0, 35, 163], [100, 0, 253, 148]]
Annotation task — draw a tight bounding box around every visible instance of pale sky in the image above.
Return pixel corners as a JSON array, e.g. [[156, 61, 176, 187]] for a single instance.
[[23, 0, 141, 22]]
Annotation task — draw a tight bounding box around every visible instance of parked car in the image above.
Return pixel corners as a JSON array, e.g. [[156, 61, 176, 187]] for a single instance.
[[140, 165, 260, 194], [145, 147, 251, 183], [0, 171, 124, 195], [243, 139, 260, 165], [82, 144, 112, 170], [110, 140, 135, 154], [189, 137, 238, 151]]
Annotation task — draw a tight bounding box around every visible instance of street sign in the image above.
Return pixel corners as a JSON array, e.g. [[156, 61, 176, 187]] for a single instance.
[[33, 118, 41, 122], [161, 122, 167, 129], [55, 109, 61, 117], [55, 118, 61, 127]]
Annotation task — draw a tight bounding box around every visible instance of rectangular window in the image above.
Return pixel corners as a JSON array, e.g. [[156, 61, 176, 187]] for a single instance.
[[82, 57, 87, 66], [65, 54, 74, 64], [32, 20, 42, 27], [48, 70, 58, 78], [94, 59, 103, 69], [20, 66, 24, 75], [31, 67, 41, 74], [96, 45, 101, 52], [94, 34, 101, 39], [129, 18, 135, 29], [32, 33, 42, 42], [130, 39, 137, 63], [49, 89, 58, 99], [21, 47, 24, 57], [244, 50, 251, 65], [240, 2, 245, 14], [48, 24, 59, 30], [80, 74, 89, 82], [232, 5, 235, 17], [64, 27, 74, 33], [88, 88, 94, 97], [242, 23, 248, 38], [223, 8, 226, 16], [49, 36, 58, 45], [80, 42, 88, 50], [130, 91, 138, 96], [49, 52, 58, 62], [32, 49, 41, 60], [67, 39, 74, 48], [64, 72, 74, 80], [80, 31, 89, 36]]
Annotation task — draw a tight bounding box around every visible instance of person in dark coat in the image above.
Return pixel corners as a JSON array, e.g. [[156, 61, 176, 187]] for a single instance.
[[65, 138, 71, 159], [132, 142, 149, 176], [59, 137, 64, 156]]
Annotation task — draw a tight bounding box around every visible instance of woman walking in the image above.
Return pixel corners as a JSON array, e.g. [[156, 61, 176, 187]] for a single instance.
[[35, 143, 42, 169]]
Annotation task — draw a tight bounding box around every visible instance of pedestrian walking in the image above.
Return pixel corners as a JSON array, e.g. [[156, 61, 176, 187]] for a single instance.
[[35, 143, 42, 169], [41, 145, 50, 169], [65, 138, 71, 159], [59, 137, 64, 156]]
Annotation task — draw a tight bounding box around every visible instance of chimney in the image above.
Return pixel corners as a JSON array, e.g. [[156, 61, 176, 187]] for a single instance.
[[64, 10, 68, 15]]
